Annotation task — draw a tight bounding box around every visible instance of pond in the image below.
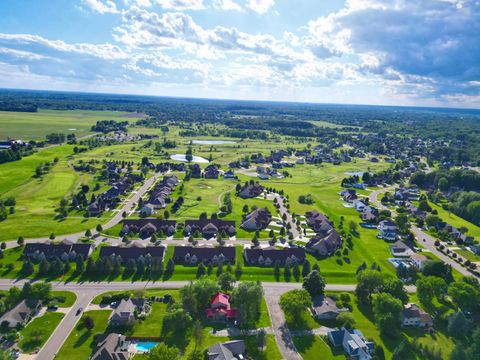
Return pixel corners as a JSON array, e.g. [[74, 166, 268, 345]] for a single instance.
[[345, 172, 364, 176], [191, 140, 236, 145], [170, 154, 209, 163]]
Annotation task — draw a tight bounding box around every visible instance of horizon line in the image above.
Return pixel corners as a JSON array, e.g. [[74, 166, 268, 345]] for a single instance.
[[1, 87, 479, 113]]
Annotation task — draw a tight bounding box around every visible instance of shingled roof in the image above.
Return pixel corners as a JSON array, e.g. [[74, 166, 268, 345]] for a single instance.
[[173, 246, 236, 265]]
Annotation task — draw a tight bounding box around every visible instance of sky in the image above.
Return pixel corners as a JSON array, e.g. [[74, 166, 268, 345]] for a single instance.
[[0, 0, 479, 108]]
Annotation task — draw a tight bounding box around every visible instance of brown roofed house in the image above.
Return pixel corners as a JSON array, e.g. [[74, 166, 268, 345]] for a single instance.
[[240, 208, 272, 232]]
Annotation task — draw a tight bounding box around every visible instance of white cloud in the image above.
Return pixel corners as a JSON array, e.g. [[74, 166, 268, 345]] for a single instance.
[[212, 0, 243, 12], [81, 0, 119, 13], [246, 0, 275, 14], [155, 0, 205, 10], [125, 0, 153, 6]]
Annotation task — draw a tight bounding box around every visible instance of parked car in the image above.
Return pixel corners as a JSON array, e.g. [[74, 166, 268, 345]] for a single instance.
[[76, 307, 83, 315]]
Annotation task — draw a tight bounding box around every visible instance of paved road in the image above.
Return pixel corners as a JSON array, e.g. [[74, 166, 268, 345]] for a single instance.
[[369, 187, 473, 278], [274, 194, 300, 240]]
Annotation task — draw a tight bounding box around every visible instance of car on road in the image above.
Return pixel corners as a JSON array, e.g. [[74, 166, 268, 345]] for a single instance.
[[76, 307, 83, 315]]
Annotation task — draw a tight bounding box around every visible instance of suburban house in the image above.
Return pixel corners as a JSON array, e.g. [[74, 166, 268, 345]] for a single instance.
[[352, 199, 368, 212], [90, 333, 132, 360], [389, 240, 414, 257], [0, 299, 42, 328], [401, 303, 434, 328], [184, 219, 236, 238], [172, 246, 236, 265], [238, 182, 264, 199], [340, 189, 357, 202], [305, 210, 334, 236], [361, 206, 378, 223], [394, 187, 420, 201], [109, 298, 151, 327], [23, 240, 93, 261], [99, 244, 166, 263], [305, 231, 342, 257], [139, 204, 155, 216], [328, 328, 374, 360], [411, 253, 428, 270], [207, 340, 246, 360], [240, 208, 272, 231], [377, 220, 398, 241], [205, 292, 238, 322], [243, 247, 305, 266], [311, 296, 341, 320], [190, 164, 202, 178], [223, 170, 235, 179], [204, 164, 221, 179], [121, 219, 176, 238]]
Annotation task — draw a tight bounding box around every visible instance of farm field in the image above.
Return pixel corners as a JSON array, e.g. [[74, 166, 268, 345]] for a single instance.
[[0, 109, 144, 140]]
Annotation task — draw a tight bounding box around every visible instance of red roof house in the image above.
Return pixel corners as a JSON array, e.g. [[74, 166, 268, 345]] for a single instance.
[[205, 292, 238, 322]]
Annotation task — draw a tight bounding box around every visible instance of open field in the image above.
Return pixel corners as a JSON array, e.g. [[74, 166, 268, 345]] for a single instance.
[[0, 109, 144, 140], [0, 144, 110, 240]]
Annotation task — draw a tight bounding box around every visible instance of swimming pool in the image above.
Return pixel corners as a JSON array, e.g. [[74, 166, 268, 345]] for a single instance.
[[134, 341, 158, 352]]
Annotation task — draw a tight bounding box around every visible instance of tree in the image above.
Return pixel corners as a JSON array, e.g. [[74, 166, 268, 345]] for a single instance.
[[75, 256, 85, 274], [416, 276, 447, 305], [17, 236, 24, 246], [197, 263, 206, 278], [192, 320, 203, 355], [0, 348, 14, 360], [279, 289, 312, 323], [395, 213, 410, 233], [147, 343, 179, 360], [392, 340, 409, 360], [422, 259, 453, 283], [448, 281, 479, 309], [337, 312, 355, 329], [0, 242, 5, 250], [349, 220, 358, 233], [448, 312, 468, 339], [163, 304, 193, 334], [233, 282, 263, 326], [372, 293, 402, 337], [31, 282, 51, 301], [21, 259, 34, 276], [355, 270, 384, 304], [302, 260, 311, 277], [85, 229, 92, 237], [180, 279, 219, 317], [218, 272, 235, 292], [256, 328, 266, 350], [302, 270, 325, 297], [380, 278, 408, 304], [84, 316, 94, 332], [96, 224, 103, 233], [39, 258, 50, 275]]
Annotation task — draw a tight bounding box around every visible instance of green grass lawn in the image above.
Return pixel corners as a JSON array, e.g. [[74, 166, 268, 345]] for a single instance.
[[0, 109, 143, 140], [0, 144, 110, 241], [56, 310, 111, 360], [427, 201, 480, 240], [18, 312, 64, 353], [50, 291, 77, 307], [455, 248, 480, 262], [293, 335, 344, 360]]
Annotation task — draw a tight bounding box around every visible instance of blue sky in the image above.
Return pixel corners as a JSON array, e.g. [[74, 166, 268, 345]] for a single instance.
[[0, 0, 478, 108]]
